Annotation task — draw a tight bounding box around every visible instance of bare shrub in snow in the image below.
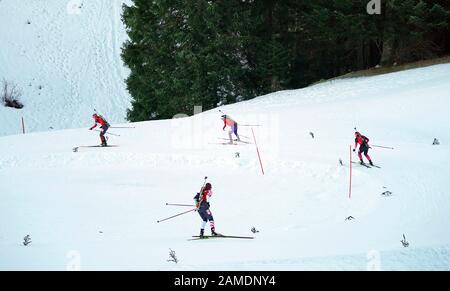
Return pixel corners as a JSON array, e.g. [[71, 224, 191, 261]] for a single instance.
[[1, 79, 24, 109], [167, 249, 178, 264], [23, 235, 32, 246], [401, 234, 409, 247], [381, 191, 393, 197]]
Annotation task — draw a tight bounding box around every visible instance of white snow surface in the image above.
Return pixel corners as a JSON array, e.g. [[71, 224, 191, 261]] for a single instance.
[[0, 0, 132, 136], [1, 63, 450, 270]]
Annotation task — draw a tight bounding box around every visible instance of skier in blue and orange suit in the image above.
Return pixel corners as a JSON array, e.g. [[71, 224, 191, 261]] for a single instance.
[[89, 113, 110, 146], [193, 182, 218, 238], [353, 131, 374, 166]]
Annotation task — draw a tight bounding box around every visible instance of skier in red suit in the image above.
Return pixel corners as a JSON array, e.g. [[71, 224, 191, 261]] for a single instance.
[[89, 113, 110, 146], [353, 131, 374, 166], [193, 183, 218, 238]]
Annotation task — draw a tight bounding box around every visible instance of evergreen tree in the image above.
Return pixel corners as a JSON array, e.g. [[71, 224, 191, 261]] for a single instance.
[[380, 0, 450, 65], [122, 0, 255, 121], [121, 0, 450, 122]]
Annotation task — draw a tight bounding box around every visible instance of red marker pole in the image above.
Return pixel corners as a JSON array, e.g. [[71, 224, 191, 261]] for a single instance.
[[252, 128, 265, 175], [349, 145, 352, 199]]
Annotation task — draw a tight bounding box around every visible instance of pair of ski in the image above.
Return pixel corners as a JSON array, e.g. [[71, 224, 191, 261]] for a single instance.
[[189, 234, 254, 241], [72, 145, 118, 152], [351, 161, 381, 169], [216, 138, 252, 145]]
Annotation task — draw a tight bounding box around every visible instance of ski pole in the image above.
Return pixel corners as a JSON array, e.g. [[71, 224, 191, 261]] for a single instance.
[[371, 145, 394, 150], [157, 208, 197, 223], [239, 124, 262, 127], [93, 129, 121, 136], [110, 126, 135, 129], [166, 203, 195, 207]]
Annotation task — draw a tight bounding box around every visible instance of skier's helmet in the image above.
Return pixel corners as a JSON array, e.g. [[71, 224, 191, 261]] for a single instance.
[[204, 183, 212, 190], [355, 131, 361, 137], [221, 115, 226, 119]]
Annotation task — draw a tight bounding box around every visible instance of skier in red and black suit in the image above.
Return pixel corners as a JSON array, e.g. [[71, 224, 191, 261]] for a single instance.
[[353, 131, 374, 166], [89, 113, 110, 146], [193, 183, 218, 238]]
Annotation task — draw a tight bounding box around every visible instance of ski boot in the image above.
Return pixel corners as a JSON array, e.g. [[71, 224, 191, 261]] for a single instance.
[[359, 160, 364, 165], [199, 229, 205, 238], [101, 140, 108, 147], [211, 227, 218, 236], [369, 160, 374, 166]]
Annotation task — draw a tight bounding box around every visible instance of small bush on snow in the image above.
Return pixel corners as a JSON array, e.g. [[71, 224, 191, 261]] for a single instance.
[[1, 79, 24, 109]]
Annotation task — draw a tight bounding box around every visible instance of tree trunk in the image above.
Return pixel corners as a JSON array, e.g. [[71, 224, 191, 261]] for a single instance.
[[271, 75, 280, 92], [380, 39, 395, 66], [264, 0, 278, 91], [379, 0, 395, 66], [356, 40, 365, 70]]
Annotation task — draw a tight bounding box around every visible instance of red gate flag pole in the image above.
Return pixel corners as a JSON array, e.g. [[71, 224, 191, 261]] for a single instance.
[[349, 145, 352, 199], [251, 128, 265, 175]]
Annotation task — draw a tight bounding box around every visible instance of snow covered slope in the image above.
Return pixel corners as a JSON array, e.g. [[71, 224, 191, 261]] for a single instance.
[[1, 63, 450, 270], [0, 0, 131, 136]]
